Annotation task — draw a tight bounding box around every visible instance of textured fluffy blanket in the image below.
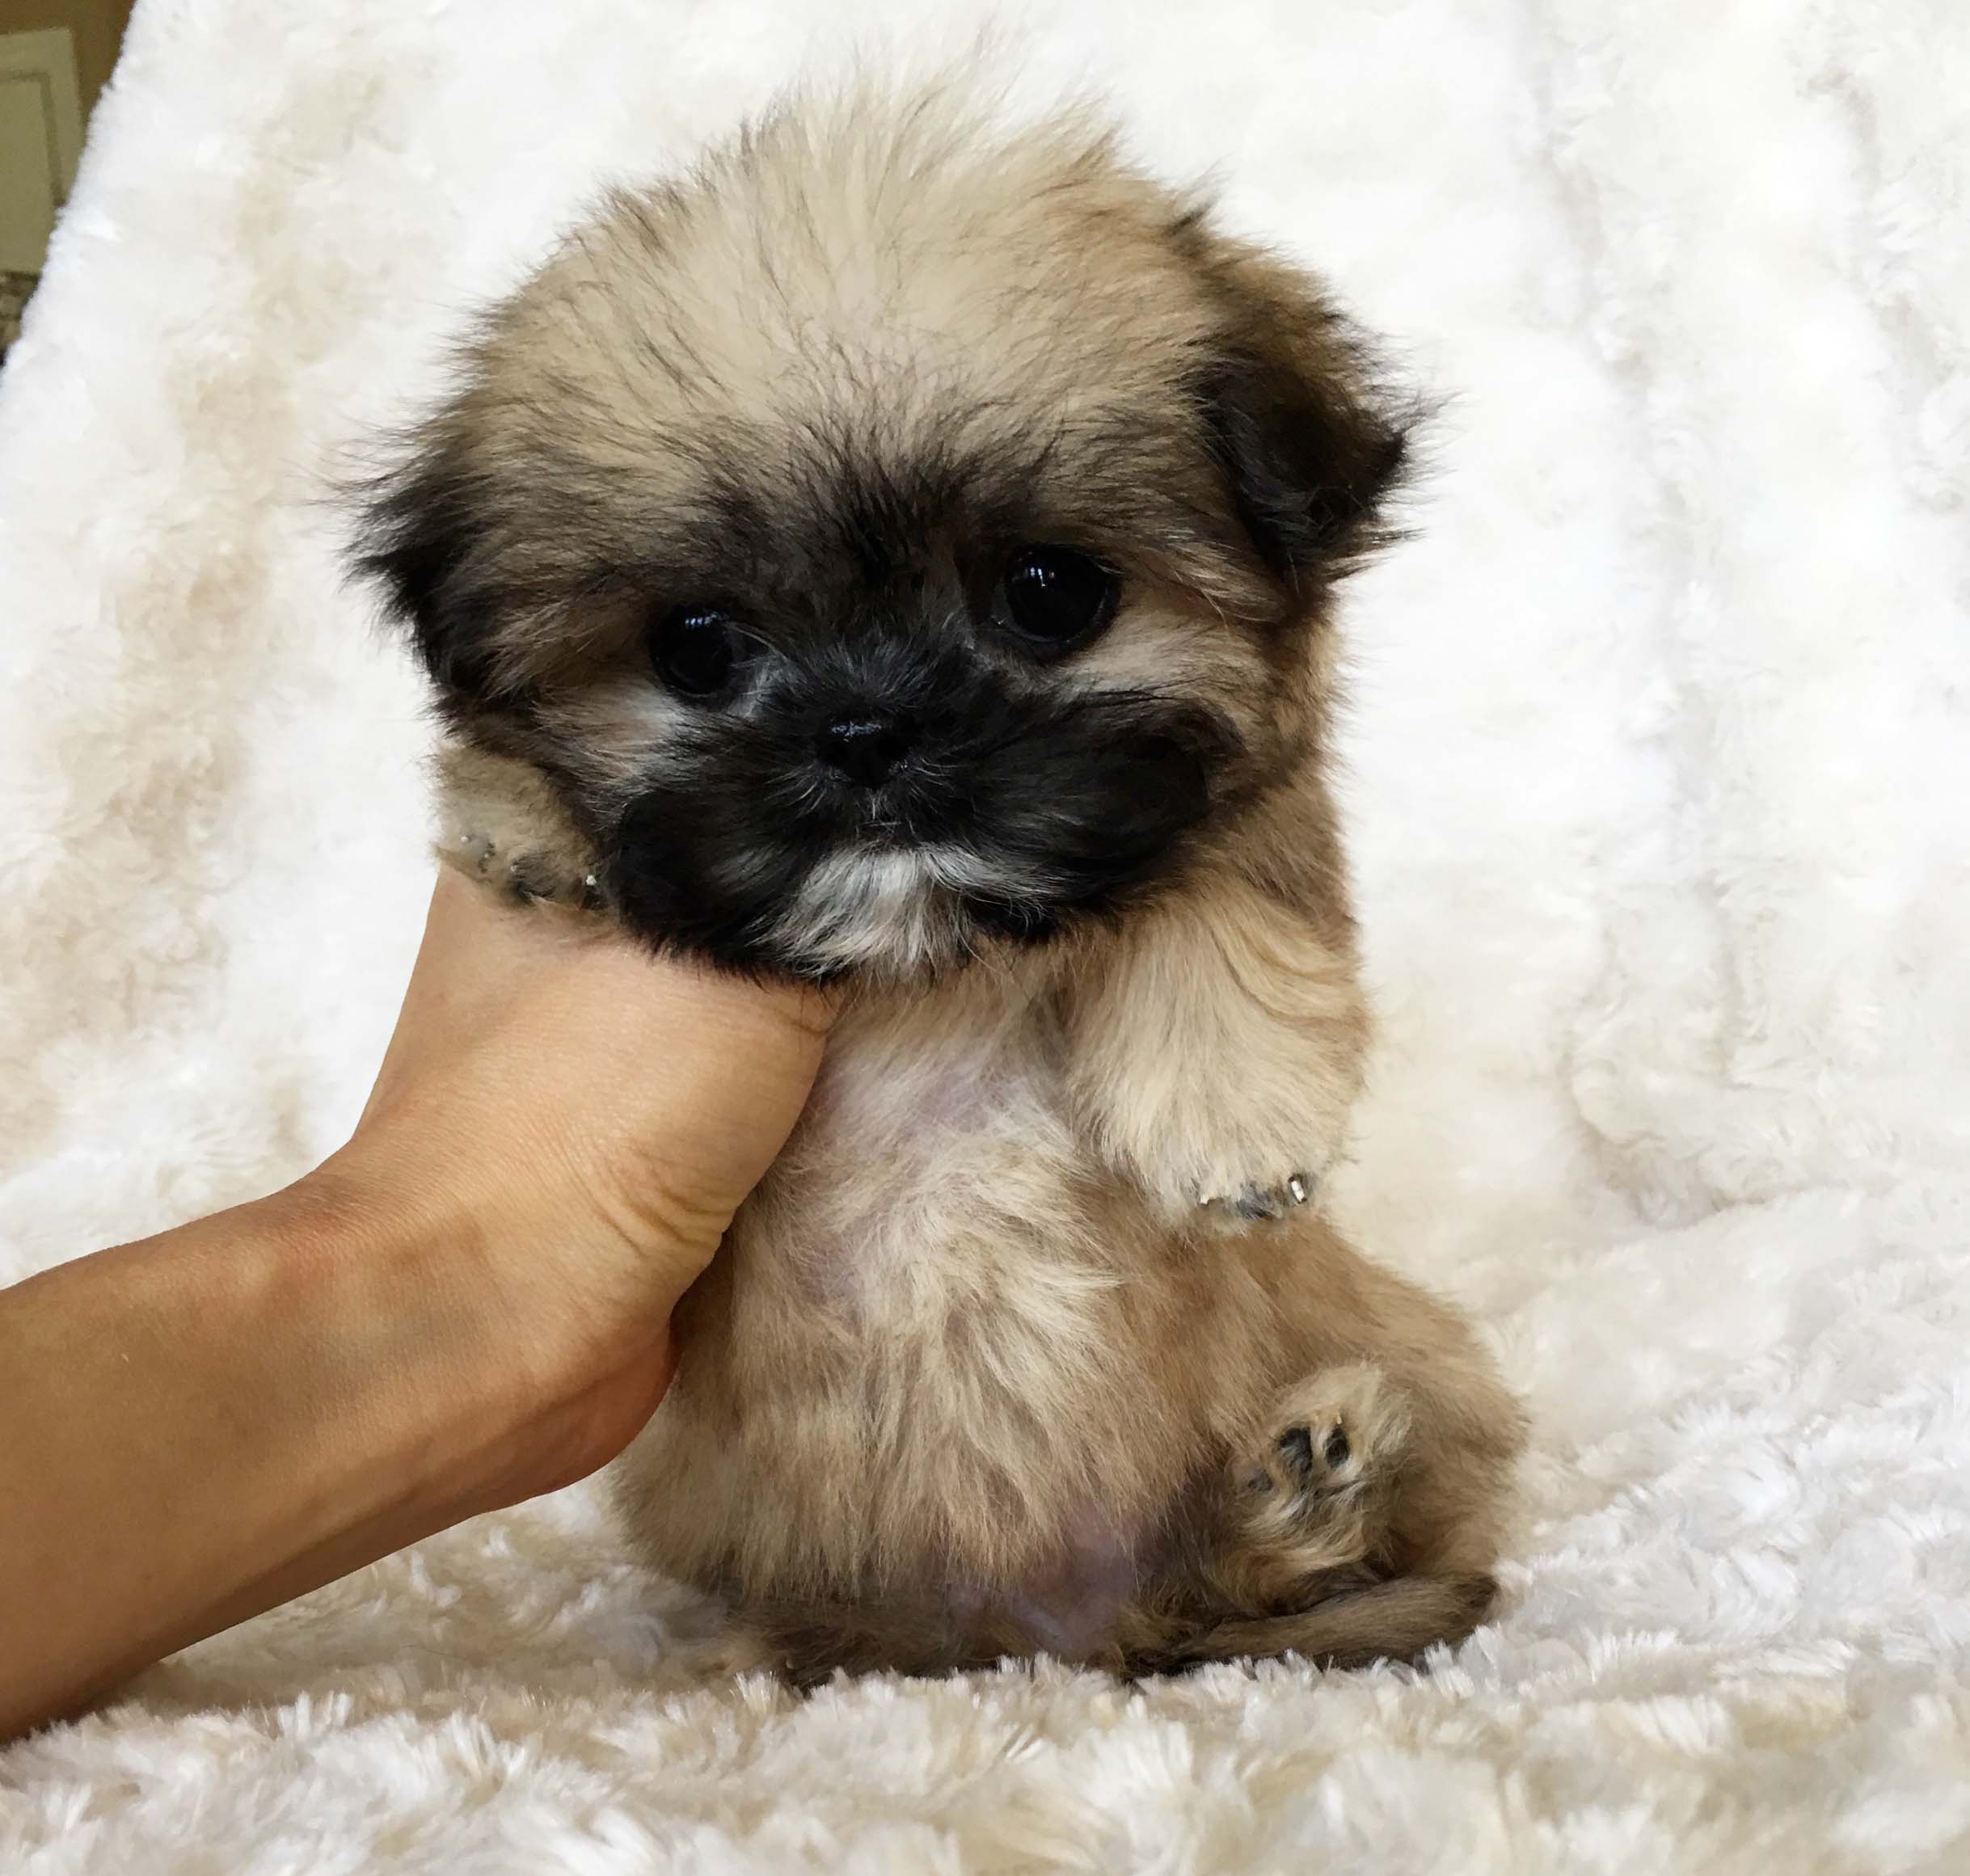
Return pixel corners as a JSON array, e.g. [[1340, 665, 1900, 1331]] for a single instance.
[[4, 1, 1969, 1869]]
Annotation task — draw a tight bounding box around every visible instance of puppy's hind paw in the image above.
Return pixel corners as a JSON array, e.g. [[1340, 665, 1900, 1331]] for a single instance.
[[1199, 1172, 1316, 1228], [1245, 1364, 1409, 1522]]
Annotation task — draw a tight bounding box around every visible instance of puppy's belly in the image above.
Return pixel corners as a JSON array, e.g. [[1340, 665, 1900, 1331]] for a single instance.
[[612, 1001, 1259, 1609]]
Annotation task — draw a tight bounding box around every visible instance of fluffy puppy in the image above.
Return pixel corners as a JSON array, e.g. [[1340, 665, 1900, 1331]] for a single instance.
[[355, 83, 1524, 1680]]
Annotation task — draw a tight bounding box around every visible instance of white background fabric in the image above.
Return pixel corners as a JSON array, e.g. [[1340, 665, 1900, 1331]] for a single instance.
[[3, 1, 1968, 1868]]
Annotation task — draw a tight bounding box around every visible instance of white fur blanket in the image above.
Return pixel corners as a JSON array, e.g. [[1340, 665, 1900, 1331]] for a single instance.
[[4, 2, 1969, 1869]]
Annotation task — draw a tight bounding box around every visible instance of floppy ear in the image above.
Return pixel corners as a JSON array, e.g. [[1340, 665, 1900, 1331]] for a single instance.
[[1193, 248, 1411, 585], [351, 426, 508, 704]]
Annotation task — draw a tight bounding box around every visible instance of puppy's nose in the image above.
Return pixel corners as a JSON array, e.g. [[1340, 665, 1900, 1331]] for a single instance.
[[816, 711, 917, 787]]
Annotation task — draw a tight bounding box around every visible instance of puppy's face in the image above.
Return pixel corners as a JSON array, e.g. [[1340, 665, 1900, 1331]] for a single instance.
[[359, 101, 1407, 979]]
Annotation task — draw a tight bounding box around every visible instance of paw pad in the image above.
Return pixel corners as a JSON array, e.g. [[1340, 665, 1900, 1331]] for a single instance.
[[1269, 1419, 1353, 1490]]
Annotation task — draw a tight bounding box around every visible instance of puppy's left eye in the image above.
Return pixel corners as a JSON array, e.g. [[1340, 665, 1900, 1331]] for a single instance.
[[650, 605, 748, 700], [999, 546, 1120, 654]]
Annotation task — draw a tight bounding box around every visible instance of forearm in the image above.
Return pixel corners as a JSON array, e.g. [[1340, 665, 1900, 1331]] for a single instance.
[[0, 1175, 575, 1739]]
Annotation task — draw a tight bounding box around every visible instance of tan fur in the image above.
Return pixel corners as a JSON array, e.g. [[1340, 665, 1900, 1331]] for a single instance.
[[372, 81, 1526, 1680]]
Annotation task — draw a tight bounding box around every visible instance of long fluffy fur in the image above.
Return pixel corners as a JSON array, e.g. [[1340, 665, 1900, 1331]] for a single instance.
[[353, 80, 1523, 1679]]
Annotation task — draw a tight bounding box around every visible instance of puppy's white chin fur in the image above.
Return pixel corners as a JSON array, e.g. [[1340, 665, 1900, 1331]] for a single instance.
[[768, 845, 1020, 979]]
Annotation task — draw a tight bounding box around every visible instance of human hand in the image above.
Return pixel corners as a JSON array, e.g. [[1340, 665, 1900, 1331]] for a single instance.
[[319, 871, 833, 1496], [0, 871, 833, 1739]]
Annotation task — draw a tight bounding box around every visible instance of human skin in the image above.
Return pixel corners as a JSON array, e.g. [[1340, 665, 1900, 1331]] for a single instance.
[[0, 872, 833, 1739]]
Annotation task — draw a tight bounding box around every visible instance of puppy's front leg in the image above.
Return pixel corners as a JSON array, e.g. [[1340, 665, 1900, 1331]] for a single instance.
[[1063, 853, 1369, 1228]]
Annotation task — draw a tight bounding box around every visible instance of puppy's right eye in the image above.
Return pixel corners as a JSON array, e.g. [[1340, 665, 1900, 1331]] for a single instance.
[[999, 546, 1120, 656], [650, 606, 745, 699]]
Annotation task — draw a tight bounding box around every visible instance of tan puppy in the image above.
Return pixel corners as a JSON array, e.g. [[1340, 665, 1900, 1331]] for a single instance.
[[355, 82, 1524, 1680]]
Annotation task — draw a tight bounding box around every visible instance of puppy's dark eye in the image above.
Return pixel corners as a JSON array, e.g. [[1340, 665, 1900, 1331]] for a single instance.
[[1000, 546, 1120, 654], [650, 605, 745, 699]]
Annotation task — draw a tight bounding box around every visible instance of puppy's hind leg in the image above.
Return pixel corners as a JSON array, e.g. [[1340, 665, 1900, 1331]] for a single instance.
[[1117, 1358, 1513, 1677]]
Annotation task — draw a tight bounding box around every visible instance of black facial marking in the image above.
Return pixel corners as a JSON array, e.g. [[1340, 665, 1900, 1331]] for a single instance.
[[601, 634, 1238, 977]]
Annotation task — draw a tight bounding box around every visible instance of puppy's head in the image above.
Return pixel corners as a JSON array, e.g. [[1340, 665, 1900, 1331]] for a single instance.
[[357, 92, 1410, 980]]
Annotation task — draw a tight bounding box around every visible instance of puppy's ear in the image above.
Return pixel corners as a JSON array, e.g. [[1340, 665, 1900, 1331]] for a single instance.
[[1190, 242, 1411, 585], [352, 425, 506, 703]]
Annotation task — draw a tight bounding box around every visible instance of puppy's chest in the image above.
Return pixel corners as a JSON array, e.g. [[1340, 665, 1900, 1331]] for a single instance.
[[812, 1004, 1064, 1164], [741, 980, 1095, 1310]]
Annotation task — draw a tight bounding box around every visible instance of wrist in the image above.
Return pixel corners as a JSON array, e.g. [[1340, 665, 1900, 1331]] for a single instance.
[[287, 1138, 677, 1505], [252, 1162, 569, 1519]]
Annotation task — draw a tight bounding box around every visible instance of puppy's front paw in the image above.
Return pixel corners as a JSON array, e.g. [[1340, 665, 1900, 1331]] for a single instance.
[[432, 743, 607, 916], [443, 827, 602, 912], [1198, 1172, 1317, 1229]]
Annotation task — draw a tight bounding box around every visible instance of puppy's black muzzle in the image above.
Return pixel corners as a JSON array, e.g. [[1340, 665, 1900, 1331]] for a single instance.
[[601, 636, 1241, 976]]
